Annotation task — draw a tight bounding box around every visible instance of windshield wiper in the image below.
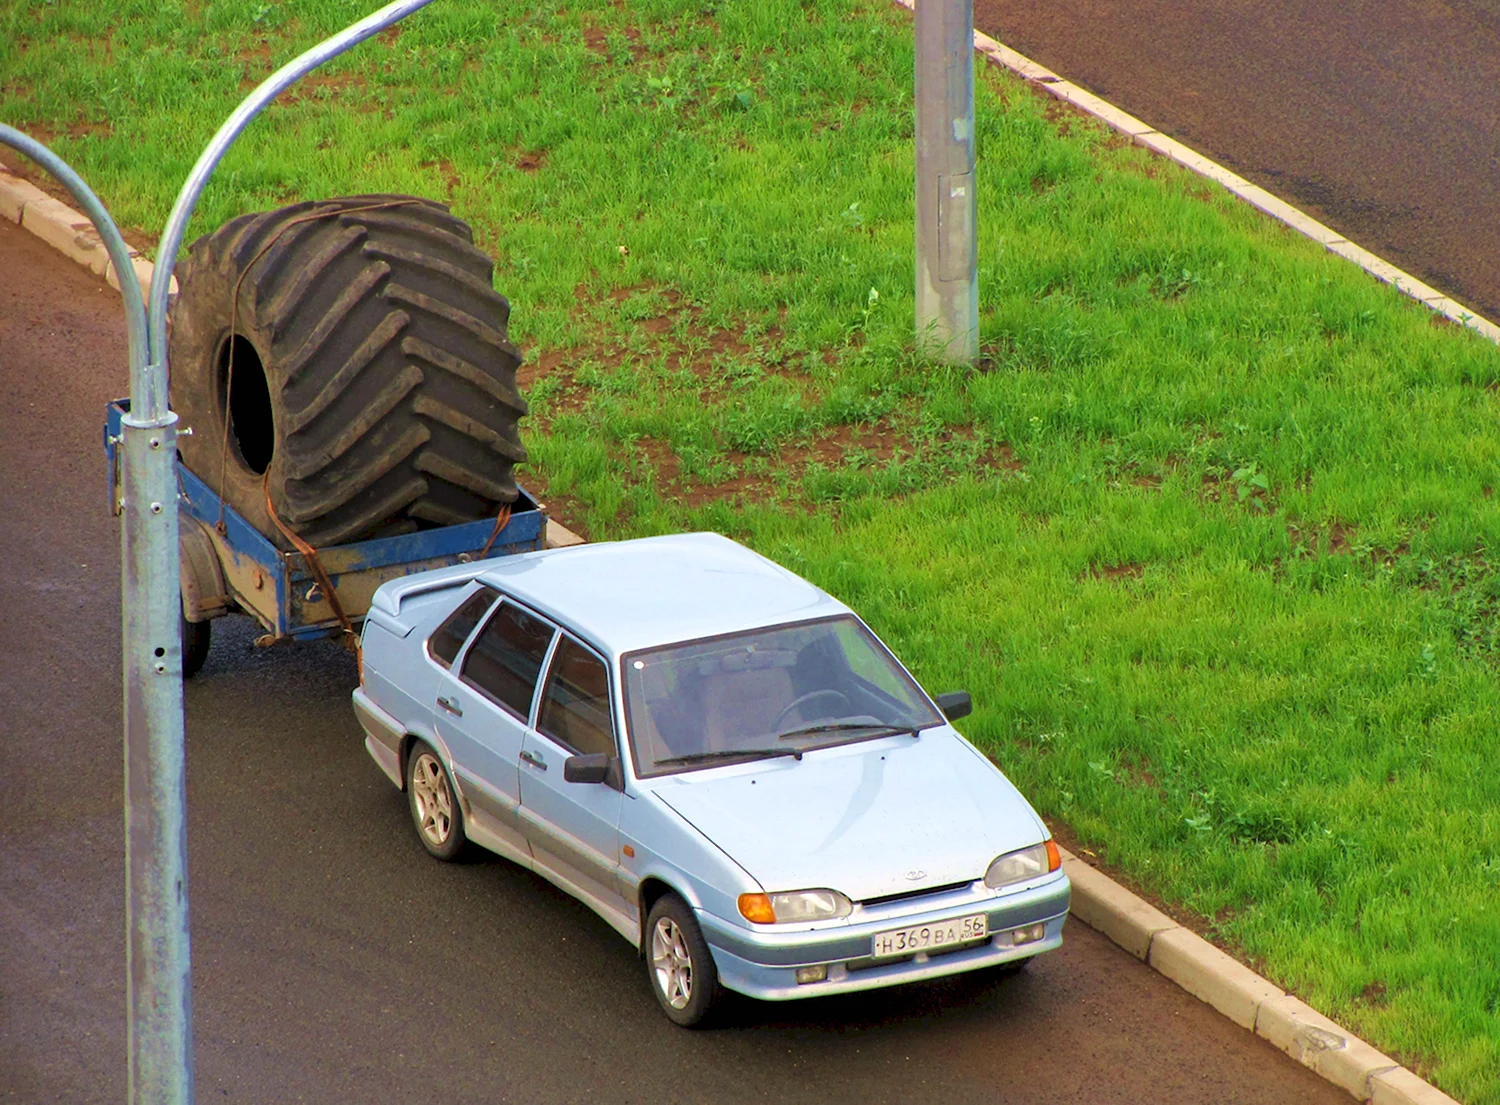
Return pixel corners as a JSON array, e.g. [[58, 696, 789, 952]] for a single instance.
[[655, 747, 805, 767], [776, 721, 917, 742]]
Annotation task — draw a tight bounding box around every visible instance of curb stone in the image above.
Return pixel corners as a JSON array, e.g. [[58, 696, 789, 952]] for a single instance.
[[1148, 925, 1283, 1031], [0, 167, 170, 296], [1055, 844, 1457, 1103], [895, 0, 1500, 349], [543, 519, 586, 548], [0, 167, 50, 223], [1059, 849, 1174, 959], [0, 46, 1470, 1105], [22, 194, 110, 276]]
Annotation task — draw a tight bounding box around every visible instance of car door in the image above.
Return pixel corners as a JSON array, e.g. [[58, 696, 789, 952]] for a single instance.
[[434, 596, 558, 861], [517, 632, 630, 925]]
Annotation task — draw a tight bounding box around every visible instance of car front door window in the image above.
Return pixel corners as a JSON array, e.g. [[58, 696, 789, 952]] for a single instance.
[[518, 634, 630, 927], [537, 637, 616, 759]]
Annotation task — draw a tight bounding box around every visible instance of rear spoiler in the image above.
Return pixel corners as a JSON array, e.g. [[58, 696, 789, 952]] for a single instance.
[[368, 563, 490, 620]]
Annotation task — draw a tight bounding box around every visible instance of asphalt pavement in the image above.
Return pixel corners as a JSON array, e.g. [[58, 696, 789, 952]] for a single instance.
[[0, 216, 1352, 1103], [973, 0, 1500, 323]]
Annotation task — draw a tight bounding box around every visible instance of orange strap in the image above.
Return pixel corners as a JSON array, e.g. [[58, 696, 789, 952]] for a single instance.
[[263, 472, 359, 663], [479, 504, 514, 559]]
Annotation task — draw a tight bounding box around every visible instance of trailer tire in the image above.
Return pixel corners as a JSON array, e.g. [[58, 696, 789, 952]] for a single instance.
[[181, 613, 211, 679], [168, 195, 527, 550]]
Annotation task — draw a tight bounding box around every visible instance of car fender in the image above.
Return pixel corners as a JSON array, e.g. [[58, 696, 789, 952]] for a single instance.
[[952, 729, 1050, 840], [399, 720, 458, 799], [624, 789, 763, 946]]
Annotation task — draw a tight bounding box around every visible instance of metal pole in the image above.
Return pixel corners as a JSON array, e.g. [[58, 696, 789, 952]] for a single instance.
[[914, 0, 978, 364], [0, 126, 191, 1105], [11, 1, 438, 1101]]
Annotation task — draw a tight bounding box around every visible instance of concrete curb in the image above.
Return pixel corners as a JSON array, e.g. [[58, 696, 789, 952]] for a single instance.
[[893, 0, 1500, 347], [1059, 846, 1454, 1104], [543, 519, 586, 548], [0, 165, 170, 297]]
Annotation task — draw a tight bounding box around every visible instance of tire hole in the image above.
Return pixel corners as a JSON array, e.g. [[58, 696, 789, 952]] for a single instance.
[[217, 334, 274, 475]]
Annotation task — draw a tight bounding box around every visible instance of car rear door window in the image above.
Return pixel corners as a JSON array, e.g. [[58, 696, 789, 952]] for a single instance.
[[427, 586, 500, 669], [537, 637, 616, 758], [461, 601, 557, 720]]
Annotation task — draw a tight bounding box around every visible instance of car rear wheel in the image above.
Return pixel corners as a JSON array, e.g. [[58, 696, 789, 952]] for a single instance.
[[407, 743, 465, 861], [646, 893, 720, 1027]]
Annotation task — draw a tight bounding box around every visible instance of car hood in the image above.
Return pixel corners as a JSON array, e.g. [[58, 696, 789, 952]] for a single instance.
[[650, 729, 1046, 902]]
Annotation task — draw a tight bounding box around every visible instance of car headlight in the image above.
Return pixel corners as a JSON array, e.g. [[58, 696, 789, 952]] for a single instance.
[[738, 889, 853, 924], [984, 840, 1062, 889]]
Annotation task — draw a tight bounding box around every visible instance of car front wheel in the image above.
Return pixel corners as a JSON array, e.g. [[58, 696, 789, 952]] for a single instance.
[[406, 743, 465, 861], [645, 894, 720, 1027]]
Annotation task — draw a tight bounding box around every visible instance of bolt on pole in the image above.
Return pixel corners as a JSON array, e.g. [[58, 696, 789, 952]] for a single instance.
[[914, 0, 979, 364]]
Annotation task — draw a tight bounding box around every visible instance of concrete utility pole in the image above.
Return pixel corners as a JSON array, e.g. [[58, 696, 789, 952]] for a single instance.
[[914, 0, 979, 364]]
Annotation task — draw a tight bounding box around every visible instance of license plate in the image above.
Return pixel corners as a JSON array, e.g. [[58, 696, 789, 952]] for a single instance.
[[871, 914, 988, 958]]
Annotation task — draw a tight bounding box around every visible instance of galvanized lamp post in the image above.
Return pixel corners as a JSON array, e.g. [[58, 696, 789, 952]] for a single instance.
[[914, 0, 979, 364], [1, 1, 434, 1101]]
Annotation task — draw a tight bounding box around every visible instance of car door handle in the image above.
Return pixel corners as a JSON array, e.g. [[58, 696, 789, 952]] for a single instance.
[[437, 696, 463, 717], [520, 750, 547, 771]]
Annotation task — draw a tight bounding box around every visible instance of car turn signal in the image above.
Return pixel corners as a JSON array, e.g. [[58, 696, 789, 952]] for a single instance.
[[1046, 839, 1061, 872], [738, 893, 776, 924]]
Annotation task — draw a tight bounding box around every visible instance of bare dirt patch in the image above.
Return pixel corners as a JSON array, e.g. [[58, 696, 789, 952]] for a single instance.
[[514, 149, 548, 173], [1087, 561, 1145, 582]]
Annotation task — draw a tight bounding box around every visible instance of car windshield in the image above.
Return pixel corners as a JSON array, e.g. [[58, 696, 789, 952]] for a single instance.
[[622, 615, 943, 776]]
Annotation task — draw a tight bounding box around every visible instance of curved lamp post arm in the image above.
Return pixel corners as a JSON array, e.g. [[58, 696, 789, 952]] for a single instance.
[[145, 0, 438, 398], [0, 125, 149, 388]]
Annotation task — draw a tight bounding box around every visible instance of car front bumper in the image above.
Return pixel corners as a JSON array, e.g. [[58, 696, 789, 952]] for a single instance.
[[697, 872, 1070, 1001]]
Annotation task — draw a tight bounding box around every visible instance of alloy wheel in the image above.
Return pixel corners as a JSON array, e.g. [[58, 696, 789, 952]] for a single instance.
[[411, 752, 453, 847], [651, 917, 693, 1009]]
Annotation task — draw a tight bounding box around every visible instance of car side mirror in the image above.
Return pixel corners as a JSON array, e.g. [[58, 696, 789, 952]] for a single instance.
[[936, 691, 972, 722], [564, 753, 611, 784]]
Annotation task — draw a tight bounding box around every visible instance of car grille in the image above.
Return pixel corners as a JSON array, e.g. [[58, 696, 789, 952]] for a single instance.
[[859, 880, 972, 908]]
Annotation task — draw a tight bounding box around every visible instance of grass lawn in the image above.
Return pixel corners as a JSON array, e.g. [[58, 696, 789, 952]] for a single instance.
[[6, 0, 1500, 1098]]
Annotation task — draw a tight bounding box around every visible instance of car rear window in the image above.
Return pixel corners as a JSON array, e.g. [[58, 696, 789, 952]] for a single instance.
[[427, 586, 499, 669], [461, 601, 557, 720]]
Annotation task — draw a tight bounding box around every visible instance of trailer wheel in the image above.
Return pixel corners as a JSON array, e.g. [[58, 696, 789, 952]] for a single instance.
[[182, 614, 211, 678], [168, 195, 527, 550]]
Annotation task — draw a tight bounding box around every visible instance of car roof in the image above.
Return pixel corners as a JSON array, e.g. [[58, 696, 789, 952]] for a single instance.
[[474, 532, 850, 656]]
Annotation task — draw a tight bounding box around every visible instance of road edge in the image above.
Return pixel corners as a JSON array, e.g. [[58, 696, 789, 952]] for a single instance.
[[0, 68, 1463, 1105]]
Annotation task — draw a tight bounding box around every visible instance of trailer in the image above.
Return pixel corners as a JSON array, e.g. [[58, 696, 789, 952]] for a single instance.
[[105, 397, 547, 675]]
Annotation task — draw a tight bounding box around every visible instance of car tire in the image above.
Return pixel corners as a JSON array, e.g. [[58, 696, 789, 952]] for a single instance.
[[645, 893, 720, 1028], [406, 743, 465, 861], [181, 613, 211, 678]]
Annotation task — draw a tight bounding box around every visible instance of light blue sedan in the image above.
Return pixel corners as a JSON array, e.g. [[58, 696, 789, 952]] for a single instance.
[[352, 532, 1070, 1025]]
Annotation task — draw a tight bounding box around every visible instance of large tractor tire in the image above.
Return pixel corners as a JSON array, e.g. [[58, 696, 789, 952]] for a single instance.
[[169, 194, 527, 549]]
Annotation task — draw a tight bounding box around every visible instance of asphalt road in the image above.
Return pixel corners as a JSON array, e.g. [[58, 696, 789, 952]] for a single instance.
[[0, 216, 1350, 1103], [973, 0, 1500, 323]]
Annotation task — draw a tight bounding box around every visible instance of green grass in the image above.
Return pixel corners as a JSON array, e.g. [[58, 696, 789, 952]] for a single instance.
[[7, 0, 1500, 1098]]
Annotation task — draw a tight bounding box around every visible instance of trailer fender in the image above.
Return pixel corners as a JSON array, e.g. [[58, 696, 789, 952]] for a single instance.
[[180, 514, 230, 622]]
